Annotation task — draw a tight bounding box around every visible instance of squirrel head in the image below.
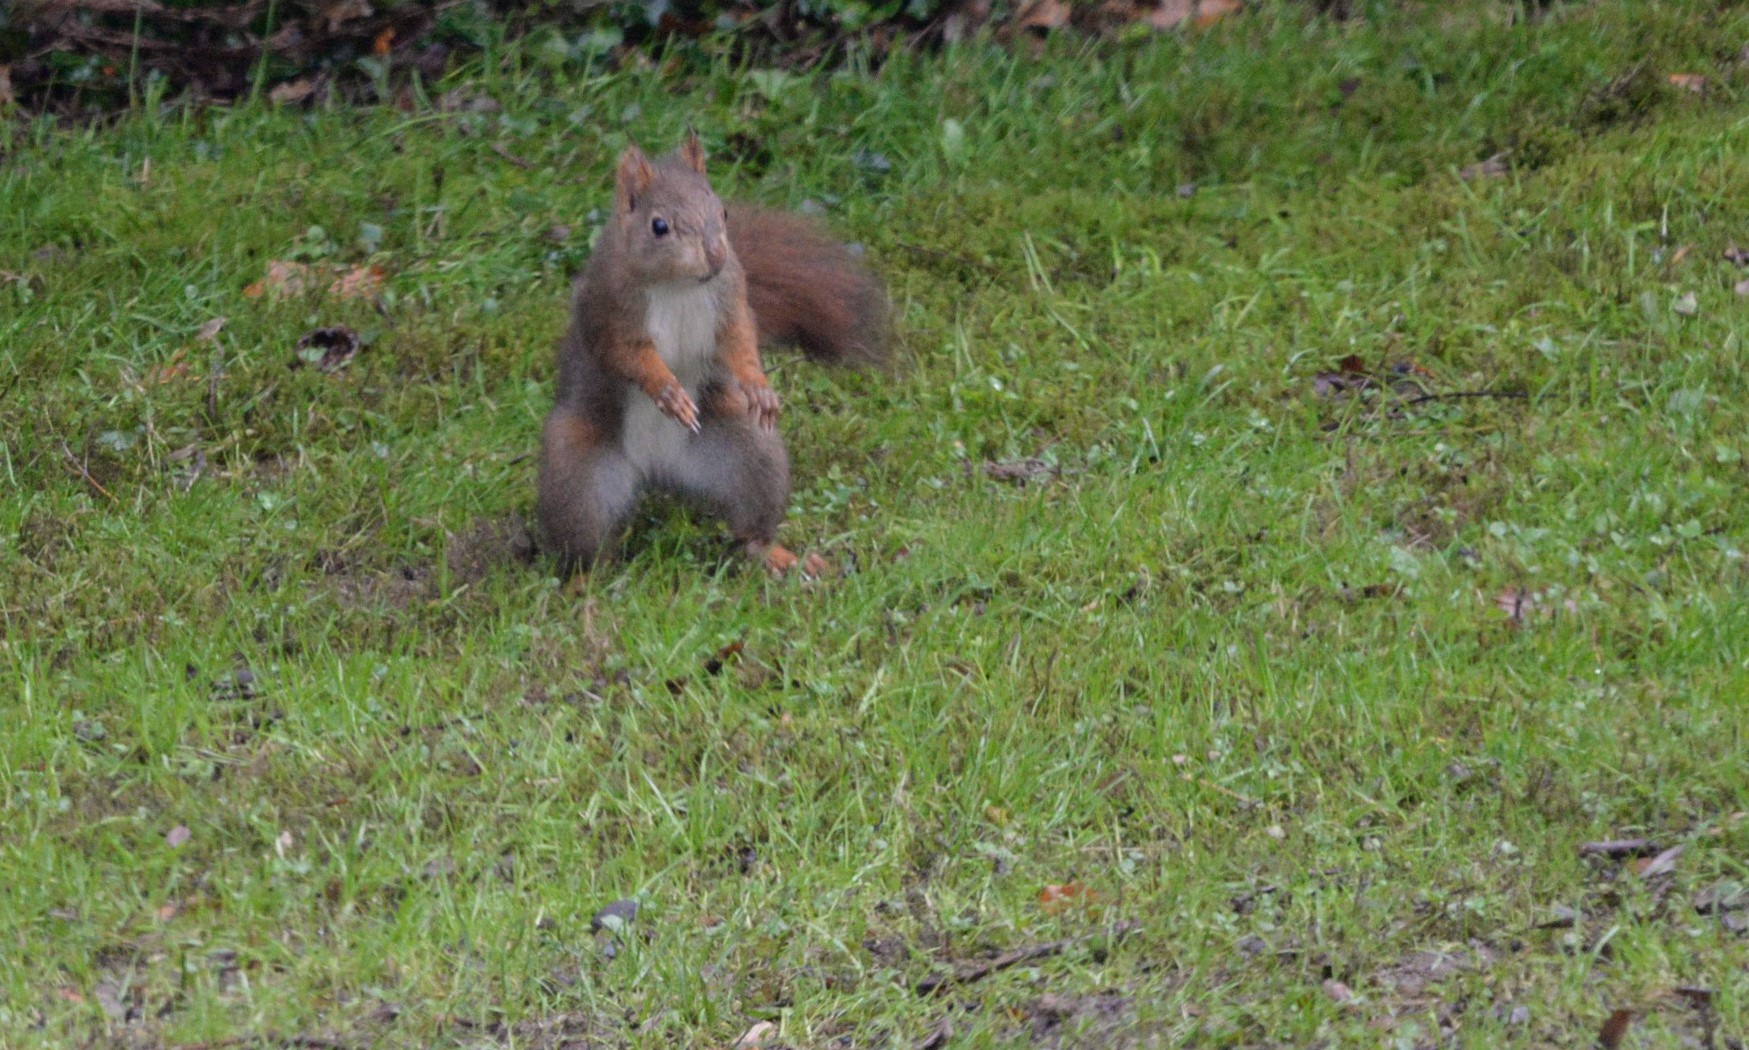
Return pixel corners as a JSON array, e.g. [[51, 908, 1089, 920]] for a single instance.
[[611, 130, 732, 286]]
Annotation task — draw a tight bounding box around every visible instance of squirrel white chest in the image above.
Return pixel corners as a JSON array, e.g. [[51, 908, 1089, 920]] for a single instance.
[[622, 282, 721, 479], [644, 283, 721, 390]]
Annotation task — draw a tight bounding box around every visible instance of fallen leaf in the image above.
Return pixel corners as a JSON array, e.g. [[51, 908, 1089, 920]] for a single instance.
[[1459, 152, 1510, 181], [329, 263, 386, 300], [1634, 843, 1684, 879], [702, 641, 743, 676], [1148, 0, 1195, 28], [56, 987, 84, 1003], [144, 350, 192, 384], [1038, 881, 1098, 914], [1192, 0, 1242, 27], [373, 26, 396, 56], [1673, 291, 1699, 316], [269, 78, 316, 106], [732, 1020, 776, 1049], [1597, 1008, 1634, 1049], [166, 824, 191, 848], [294, 326, 362, 373], [1322, 979, 1357, 1005], [195, 316, 228, 342], [1668, 244, 1691, 266], [156, 902, 178, 921], [1017, 0, 1069, 31], [1725, 245, 1749, 268], [244, 259, 317, 300], [1667, 73, 1707, 94]]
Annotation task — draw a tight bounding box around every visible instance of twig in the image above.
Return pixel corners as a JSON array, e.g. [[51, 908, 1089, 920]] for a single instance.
[[1578, 838, 1657, 859], [59, 439, 118, 504], [915, 920, 1138, 997], [489, 142, 534, 169], [1403, 389, 1530, 406]]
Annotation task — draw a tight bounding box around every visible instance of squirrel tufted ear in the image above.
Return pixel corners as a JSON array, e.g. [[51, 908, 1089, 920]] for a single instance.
[[615, 143, 655, 212], [678, 128, 707, 176]]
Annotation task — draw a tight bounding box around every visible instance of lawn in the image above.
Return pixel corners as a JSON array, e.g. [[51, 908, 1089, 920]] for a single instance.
[[2, 1, 1747, 1046]]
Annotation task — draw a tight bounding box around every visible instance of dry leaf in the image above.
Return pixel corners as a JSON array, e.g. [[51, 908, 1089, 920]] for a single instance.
[[196, 317, 228, 343], [145, 350, 192, 384], [156, 902, 178, 921], [269, 78, 316, 106], [1634, 843, 1684, 879], [1460, 152, 1510, 181], [1597, 1008, 1634, 1049], [1322, 979, 1357, 1005], [373, 26, 396, 56], [1038, 882, 1099, 914], [1668, 244, 1691, 266], [1673, 291, 1699, 315], [245, 259, 316, 300], [1017, 0, 1070, 31], [329, 264, 386, 300], [1667, 73, 1707, 94], [166, 824, 191, 848], [1193, 0, 1242, 27], [731, 1021, 776, 1049]]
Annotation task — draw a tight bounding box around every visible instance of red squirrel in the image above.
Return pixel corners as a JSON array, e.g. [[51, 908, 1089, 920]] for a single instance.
[[537, 131, 887, 576]]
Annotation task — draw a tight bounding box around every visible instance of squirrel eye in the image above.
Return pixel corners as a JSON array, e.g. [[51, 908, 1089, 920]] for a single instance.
[[651, 217, 670, 237]]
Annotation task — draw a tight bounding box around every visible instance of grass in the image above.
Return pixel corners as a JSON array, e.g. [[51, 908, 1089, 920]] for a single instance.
[[3, 0, 1748, 1045]]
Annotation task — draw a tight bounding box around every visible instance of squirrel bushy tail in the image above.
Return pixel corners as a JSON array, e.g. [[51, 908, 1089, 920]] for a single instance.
[[728, 206, 889, 368]]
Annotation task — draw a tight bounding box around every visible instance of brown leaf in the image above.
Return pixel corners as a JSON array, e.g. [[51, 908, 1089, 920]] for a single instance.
[[1038, 881, 1098, 914], [1193, 0, 1242, 26], [244, 259, 316, 300], [195, 316, 228, 343], [1460, 152, 1510, 181], [294, 326, 362, 373], [166, 824, 191, 848], [1667, 73, 1707, 94], [328, 263, 386, 300], [1017, 0, 1070, 31], [1634, 843, 1683, 879], [373, 26, 396, 56], [1597, 1008, 1634, 1049], [731, 1021, 776, 1049], [144, 349, 192, 384], [269, 78, 316, 106], [1668, 244, 1691, 266], [1322, 979, 1357, 1005]]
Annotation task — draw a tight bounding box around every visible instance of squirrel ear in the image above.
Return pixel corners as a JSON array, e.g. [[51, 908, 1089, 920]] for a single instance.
[[615, 144, 654, 212], [679, 128, 707, 176]]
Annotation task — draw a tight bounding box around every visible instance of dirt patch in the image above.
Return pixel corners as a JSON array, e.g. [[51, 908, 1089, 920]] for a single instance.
[[445, 513, 539, 587], [1020, 993, 1141, 1047]]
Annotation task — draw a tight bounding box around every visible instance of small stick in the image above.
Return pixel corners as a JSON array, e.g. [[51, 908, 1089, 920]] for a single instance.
[[489, 142, 534, 170], [915, 921, 1138, 997], [1578, 838, 1657, 859], [1404, 389, 1529, 406], [59, 439, 118, 504]]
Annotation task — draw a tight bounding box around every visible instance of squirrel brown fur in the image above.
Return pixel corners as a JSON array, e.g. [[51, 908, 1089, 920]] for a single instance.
[[536, 131, 888, 577]]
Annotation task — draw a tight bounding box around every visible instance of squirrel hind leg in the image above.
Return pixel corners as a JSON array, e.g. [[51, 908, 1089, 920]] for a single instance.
[[536, 411, 640, 570], [673, 407, 793, 566]]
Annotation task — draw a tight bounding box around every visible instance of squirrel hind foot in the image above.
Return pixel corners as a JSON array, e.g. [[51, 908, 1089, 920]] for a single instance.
[[744, 541, 829, 579]]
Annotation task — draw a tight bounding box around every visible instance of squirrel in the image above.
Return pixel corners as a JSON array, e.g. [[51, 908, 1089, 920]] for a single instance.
[[537, 130, 888, 577]]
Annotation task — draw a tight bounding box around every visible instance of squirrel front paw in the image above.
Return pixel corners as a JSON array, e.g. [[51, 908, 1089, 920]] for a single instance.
[[742, 381, 780, 430], [653, 381, 701, 433]]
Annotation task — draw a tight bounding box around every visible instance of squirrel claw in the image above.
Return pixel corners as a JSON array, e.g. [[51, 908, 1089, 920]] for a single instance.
[[744, 383, 780, 430], [655, 382, 701, 433]]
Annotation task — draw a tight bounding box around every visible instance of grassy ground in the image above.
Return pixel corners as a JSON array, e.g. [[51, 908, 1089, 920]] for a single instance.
[[4, 1, 1749, 1046]]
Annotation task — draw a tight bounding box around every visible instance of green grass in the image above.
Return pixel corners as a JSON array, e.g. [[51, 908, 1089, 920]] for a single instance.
[[4, 1, 1749, 1045]]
